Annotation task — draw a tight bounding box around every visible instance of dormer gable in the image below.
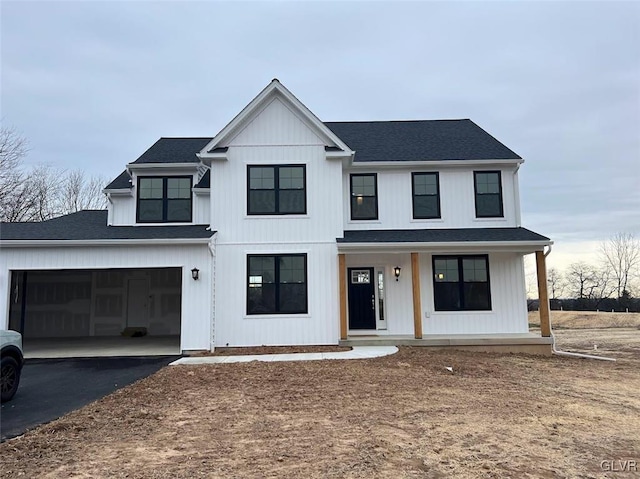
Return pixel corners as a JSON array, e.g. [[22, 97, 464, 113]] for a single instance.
[[198, 79, 353, 161]]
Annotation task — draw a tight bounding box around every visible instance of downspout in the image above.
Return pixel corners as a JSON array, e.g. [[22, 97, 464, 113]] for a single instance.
[[513, 164, 522, 227], [543, 246, 616, 362], [207, 233, 217, 352]]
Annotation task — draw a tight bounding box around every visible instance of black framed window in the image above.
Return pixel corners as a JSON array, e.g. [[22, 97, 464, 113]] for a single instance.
[[247, 254, 308, 315], [474, 171, 503, 218], [412, 172, 441, 219], [247, 165, 306, 215], [433, 255, 491, 311], [350, 173, 378, 220], [137, 176, 192, 223]]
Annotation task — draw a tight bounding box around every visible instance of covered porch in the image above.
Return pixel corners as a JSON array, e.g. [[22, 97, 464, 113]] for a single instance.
[[336, 228, 553, 354]]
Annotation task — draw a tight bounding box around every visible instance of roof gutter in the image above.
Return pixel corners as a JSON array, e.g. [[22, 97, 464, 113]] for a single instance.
[[336, 240, 552, 253], [348, 159, 524, 168], [0, 238, 213, 248]]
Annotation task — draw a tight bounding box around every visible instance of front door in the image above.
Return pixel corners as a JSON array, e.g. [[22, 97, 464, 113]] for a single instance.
[[348, 267, 376, 330], [126, 278, 149, 328]]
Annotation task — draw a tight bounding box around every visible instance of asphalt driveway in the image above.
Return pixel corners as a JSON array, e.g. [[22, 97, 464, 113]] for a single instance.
[[1, 356, 176, 441]]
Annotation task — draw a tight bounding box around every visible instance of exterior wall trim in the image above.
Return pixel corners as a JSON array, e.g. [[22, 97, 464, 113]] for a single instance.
[[1, 238, 212, 248]]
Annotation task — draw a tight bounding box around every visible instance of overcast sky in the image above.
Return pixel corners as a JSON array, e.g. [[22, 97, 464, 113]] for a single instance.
[[1, 1, 639, 268]]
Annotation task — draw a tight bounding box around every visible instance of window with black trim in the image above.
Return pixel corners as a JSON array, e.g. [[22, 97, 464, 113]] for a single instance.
[[433, 255, 491, 311], [247, 254, 308, 315], [247, 165, 306, 215], [412, 172, 441, 219], [350, 173, 378, 220], [474, 171, 503, 218], [137, 176, 192, 223]]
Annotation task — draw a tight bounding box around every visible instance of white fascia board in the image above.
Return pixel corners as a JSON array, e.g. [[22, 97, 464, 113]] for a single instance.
[[197, 152, 227, 163], [326, 150, 355, 160], [126, 163, 201, 171], [336, 240, 552, 254], [0, 238, 212, 248], [348, 159, 524, 168], [193, 188, 210, 195], [198, 79, 353, 157], [102, 188, 132, 196]]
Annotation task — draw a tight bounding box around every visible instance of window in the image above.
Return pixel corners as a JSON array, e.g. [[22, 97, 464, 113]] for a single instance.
[[247, 254, 307, 315], [412, 172, 440, 219], [474, 171, 503, 218], [350, 174, 378, 220], [247, 165, 306, 215], [137, 176, 192, 223], [432, 255, 491, 311]]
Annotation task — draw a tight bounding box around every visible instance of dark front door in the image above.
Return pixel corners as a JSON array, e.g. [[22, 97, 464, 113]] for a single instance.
[[348, 267, 376, 330]]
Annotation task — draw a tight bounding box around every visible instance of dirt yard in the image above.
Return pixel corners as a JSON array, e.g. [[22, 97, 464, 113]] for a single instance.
[[1, 316, 639, 478]]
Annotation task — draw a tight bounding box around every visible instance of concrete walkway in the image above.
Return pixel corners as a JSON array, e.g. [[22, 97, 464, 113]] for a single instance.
[[170, 346, 398, 365]]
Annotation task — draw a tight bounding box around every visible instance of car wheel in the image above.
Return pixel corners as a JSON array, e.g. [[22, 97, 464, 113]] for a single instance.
[[1, 356, 21, 402]]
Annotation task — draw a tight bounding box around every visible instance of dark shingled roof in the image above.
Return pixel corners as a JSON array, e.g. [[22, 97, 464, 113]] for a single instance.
[[337, 228, 549, 244], [324, 120, 521, 162], [105, 170, 132, 190], [132, 138, 213, 164], [0, 211, 214, 241], [104, 120, 519, 185], [194, 170, 210, 189]]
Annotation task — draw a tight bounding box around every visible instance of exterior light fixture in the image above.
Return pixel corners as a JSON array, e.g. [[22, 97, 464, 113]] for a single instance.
[[437, 273, 445, 280], [393, 266, 401, 281], [191, 267, 200, 280]]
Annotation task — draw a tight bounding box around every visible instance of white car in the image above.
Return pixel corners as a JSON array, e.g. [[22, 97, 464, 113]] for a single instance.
[[1, 330, 24, 402]]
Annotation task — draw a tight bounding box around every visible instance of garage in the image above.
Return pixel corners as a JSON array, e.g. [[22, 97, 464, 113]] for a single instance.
[[8, 267, 183, 357]]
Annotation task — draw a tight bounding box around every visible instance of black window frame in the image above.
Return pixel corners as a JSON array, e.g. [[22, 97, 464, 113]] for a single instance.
[[247, 165, 307, 215], [432, 255, 492, 311], [474, 170, 504, 218], [412, 172, 441, 219], [350, 173, 378, 220], [136, 176, 193, 223], [246, 253, 308, 315]]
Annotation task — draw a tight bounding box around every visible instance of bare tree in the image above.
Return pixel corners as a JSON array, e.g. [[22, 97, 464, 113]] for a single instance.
[[1, 124, 107, 222], [58, 170, 108, 214], [0, 125, 29, 218], [547, 267, 566, 299], [566, 262, 615, 308], [600, 232, 640, 298]]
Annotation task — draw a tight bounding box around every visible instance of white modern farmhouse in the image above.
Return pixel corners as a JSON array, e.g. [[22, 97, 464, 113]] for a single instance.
[[0, 80, 554, 355]]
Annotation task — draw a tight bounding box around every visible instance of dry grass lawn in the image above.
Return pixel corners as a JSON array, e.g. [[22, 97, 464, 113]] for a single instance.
[[1, 313, 639, 478]]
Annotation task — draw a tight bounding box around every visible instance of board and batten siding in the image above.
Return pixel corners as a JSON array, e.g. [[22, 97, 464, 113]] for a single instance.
[[210, 146, 343, 244], [108, 170, 211, 227], [0, 244, 212, 351], [214, 242, 339, 347], [419, 252, 528, 334], [343, 166, 519, 231]]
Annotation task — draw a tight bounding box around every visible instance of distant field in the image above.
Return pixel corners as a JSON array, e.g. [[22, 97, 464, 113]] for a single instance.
[[529, 310, 640, 329]]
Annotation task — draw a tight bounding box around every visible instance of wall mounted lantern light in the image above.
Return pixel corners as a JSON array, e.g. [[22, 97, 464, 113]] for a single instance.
[[191, 267, 200, 280], [393, 266, 401, 281]]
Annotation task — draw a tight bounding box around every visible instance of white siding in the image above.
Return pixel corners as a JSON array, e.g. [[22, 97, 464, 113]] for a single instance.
[[211, 146, 343, 244], [214, 243, 339, 347], [228, 97, 325, 147], [109, 169, 210, 227], [343, 166, 519, 230], [419, 252, 528, 334], [0, 244, 212, 351]]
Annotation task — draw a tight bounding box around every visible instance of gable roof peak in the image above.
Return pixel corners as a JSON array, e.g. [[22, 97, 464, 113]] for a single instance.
[[198, 79, 353, 158]]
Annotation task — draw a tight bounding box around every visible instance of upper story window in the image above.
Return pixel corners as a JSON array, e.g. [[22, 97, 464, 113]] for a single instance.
[[433, 255, 491, 311], [248, 165, 306, 215], [474, 171, 503, 218], [137, 176, 192, 223], [412, 172, 441, 219], [350, 173, 378, 220]]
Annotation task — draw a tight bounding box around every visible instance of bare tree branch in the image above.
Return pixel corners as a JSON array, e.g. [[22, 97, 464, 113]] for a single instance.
[[600, 232, 640, 298]]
